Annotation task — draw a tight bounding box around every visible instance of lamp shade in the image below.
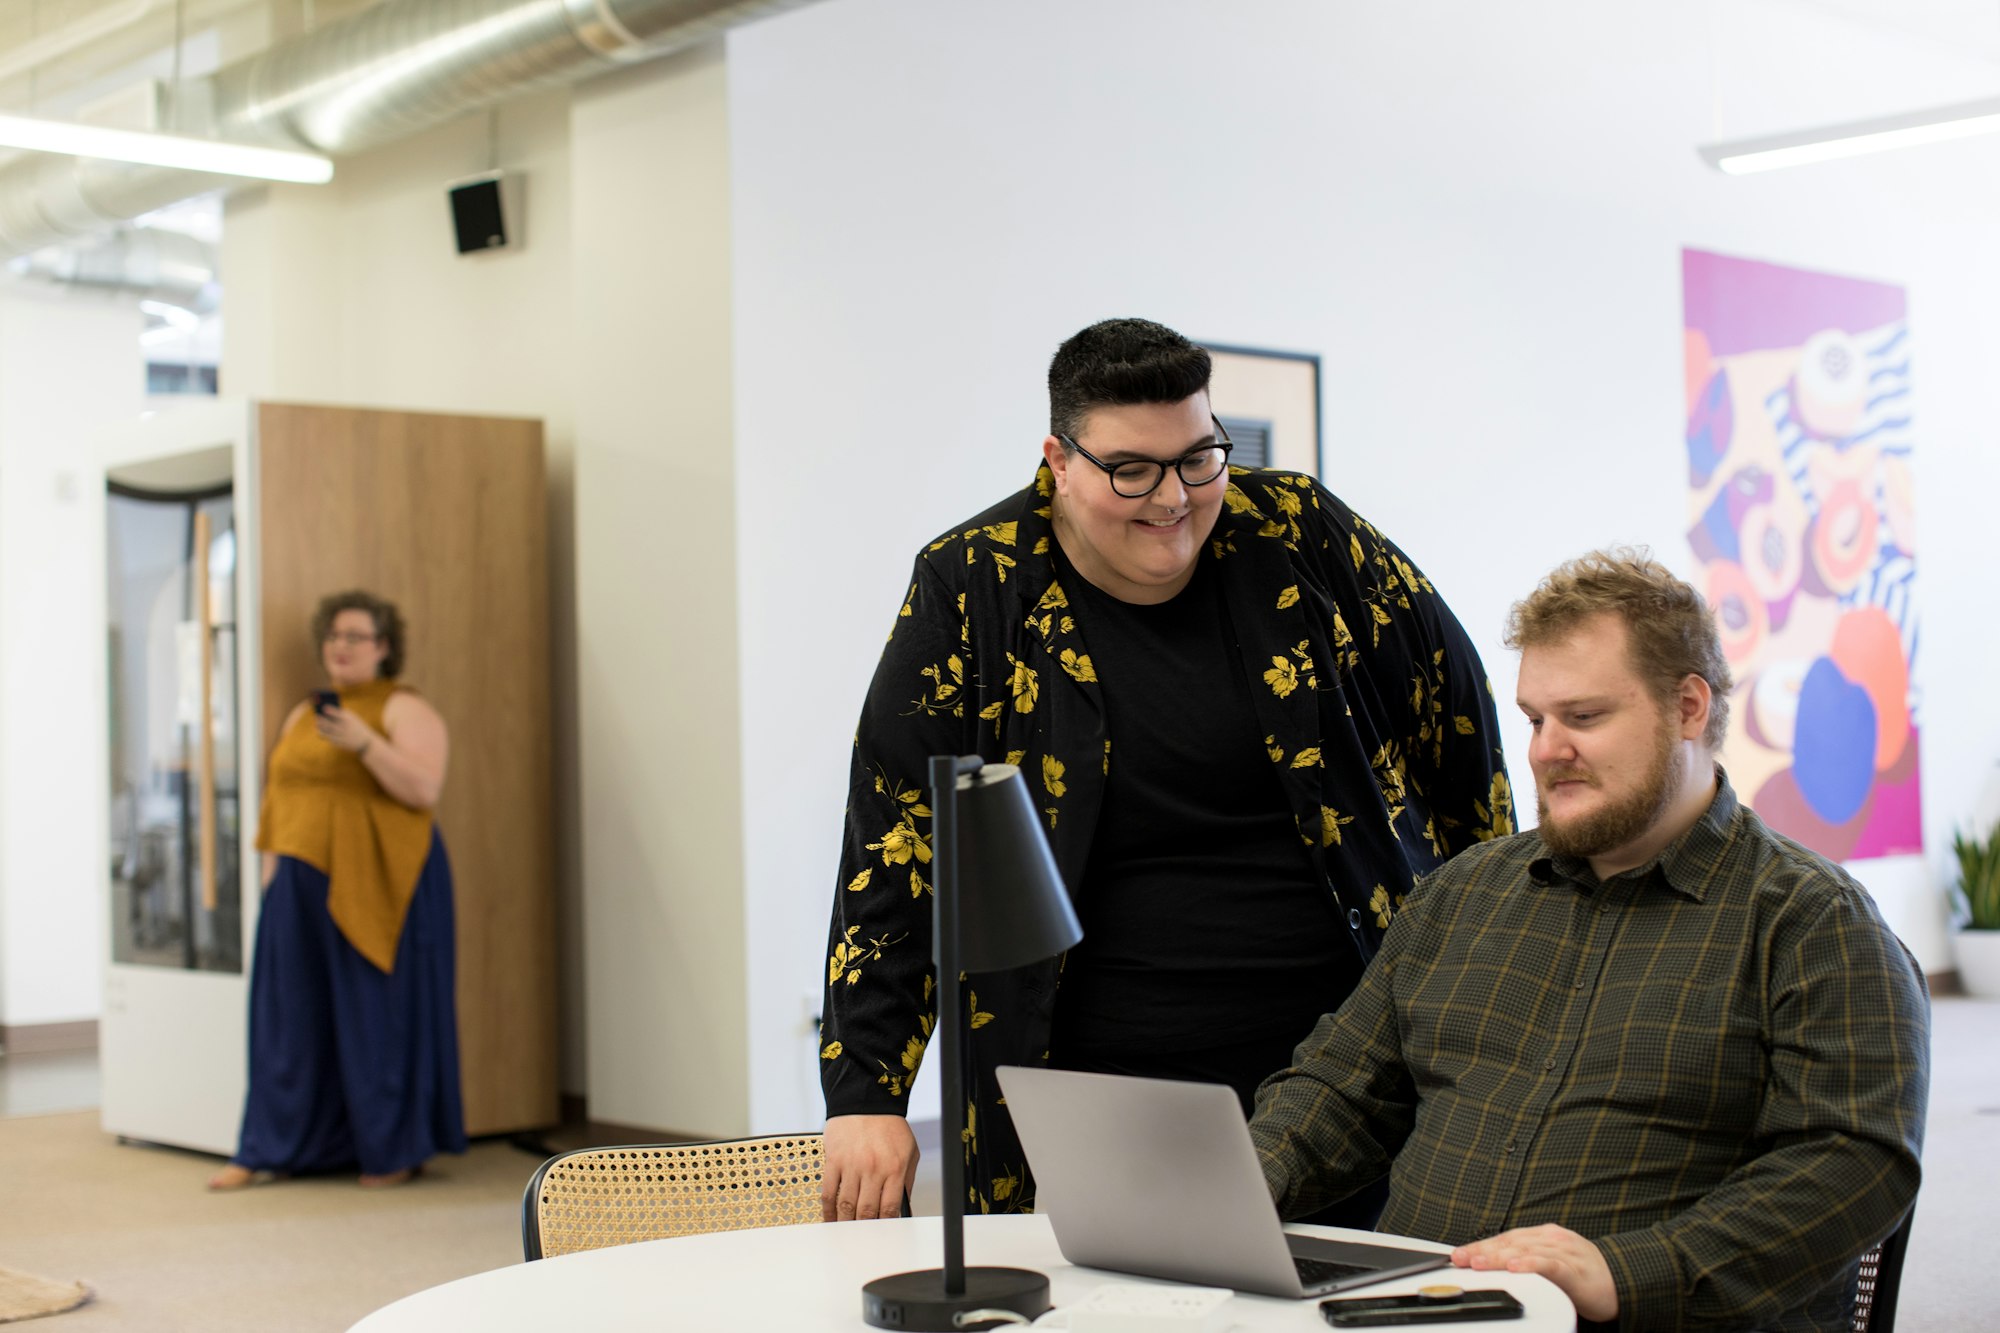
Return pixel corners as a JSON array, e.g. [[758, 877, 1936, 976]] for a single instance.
[[949, 764, 1080, 974]]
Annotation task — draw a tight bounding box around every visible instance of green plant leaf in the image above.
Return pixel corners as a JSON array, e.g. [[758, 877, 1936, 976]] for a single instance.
[[1952, 822, 2000, 930]]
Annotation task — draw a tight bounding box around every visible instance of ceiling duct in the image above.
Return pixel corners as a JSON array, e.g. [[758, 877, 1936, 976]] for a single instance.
[[10, 225, 218, 311], [0, 0, 821, 259]]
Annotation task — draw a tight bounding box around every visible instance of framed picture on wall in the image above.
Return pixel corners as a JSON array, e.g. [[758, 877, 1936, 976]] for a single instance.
[[1202, 343, 1322, 478]]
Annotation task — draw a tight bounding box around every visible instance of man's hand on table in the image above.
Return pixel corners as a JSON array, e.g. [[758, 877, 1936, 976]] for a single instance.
[[822, 1114, 918, 1222], [1451, 1223, 1618, 1322]]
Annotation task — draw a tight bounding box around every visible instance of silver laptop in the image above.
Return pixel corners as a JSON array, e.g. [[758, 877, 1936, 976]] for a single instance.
[[996, 1065, 1450, 1298]]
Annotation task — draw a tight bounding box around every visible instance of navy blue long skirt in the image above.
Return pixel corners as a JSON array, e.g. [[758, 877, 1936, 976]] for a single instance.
[[231, 830, 468, 1176]]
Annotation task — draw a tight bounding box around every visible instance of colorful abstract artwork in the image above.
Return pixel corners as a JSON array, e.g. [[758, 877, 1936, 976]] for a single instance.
[[1681, 249, 1921, 861]]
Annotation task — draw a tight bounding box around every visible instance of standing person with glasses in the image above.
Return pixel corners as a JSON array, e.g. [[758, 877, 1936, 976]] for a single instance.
[[819, 318, 1513, 1225], [208, 590, 466, 1191]]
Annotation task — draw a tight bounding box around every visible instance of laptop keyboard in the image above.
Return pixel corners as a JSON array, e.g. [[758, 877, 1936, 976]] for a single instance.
[[1293, 1256, 1377, 1285]]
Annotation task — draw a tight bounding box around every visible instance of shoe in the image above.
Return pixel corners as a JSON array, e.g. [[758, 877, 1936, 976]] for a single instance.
[[357, 1164, 423, 1188]]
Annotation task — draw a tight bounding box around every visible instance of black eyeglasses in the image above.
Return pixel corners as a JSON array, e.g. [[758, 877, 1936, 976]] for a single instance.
[[1057, 416, 1234, 498]]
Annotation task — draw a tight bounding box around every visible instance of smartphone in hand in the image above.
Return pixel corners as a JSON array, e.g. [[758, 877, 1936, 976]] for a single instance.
[[313, 690, 340, 716], [1321, 1286, 1524, 1326]]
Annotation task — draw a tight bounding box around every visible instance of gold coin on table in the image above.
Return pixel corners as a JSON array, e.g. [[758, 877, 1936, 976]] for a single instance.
[[1415, 1284, 1465, 1302]]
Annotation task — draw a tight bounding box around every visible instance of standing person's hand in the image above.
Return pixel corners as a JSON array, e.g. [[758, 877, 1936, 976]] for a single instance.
[[1451, 1223, 1617, 1322], [316, 704, 378, 756], [822, 1114, 918, 1222]]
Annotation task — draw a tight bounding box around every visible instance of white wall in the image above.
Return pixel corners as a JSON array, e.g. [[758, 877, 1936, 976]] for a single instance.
[[571, 44, 749, 1133], [0, 286, 144, 1027], [728, 0, 2000, 1134]]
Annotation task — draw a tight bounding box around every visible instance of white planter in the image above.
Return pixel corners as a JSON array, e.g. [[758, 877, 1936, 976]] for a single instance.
[[1950, 929, 2000, 999]]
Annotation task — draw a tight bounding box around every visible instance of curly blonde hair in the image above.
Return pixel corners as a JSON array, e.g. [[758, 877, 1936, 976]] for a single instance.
[[1504, 548, 1731, 749]]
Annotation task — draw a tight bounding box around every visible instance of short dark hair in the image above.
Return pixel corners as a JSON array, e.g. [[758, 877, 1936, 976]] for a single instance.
[[310, 590, 407, 679], [1504, 548, 1733, 749], [1048, 318, 1212, 440]]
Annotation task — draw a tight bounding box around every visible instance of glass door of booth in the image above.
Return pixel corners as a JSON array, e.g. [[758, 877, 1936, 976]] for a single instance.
[[106, 480, 241, 975]]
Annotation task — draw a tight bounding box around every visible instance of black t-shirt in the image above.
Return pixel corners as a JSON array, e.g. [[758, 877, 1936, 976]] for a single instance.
[[1048, 543, 1356, 1105]]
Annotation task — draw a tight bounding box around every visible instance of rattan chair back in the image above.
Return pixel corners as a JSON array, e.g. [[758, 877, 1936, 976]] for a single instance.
[[522, 1133, 824, 1260], [1851, 1201, 1915, 1333]]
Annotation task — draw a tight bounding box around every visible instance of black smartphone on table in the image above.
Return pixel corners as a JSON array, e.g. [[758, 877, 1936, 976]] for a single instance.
[[313, 690, 340, 716], [1322, 1287, 1525, 1326]]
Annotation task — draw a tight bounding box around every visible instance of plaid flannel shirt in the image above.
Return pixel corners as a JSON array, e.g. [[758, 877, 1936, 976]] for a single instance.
[[1250, 772, 1929, 1332]]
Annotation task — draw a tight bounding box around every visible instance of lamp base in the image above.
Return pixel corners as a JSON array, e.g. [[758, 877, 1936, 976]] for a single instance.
[[862, 1266, 1051, 1330]]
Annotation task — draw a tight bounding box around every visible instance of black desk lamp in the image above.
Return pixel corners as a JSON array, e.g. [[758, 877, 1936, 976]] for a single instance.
[[862, 756, 1082, 1331]]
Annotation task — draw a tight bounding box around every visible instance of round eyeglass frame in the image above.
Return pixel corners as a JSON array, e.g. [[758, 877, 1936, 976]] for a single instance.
[[1056, 415, 1235, 498]]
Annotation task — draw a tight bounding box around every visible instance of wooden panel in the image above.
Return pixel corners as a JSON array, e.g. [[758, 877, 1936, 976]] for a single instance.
[[257, 403, 556, 1135]]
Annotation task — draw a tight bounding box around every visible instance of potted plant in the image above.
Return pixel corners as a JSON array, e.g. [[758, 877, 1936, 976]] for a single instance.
[[1949, 821, 2000, 999]]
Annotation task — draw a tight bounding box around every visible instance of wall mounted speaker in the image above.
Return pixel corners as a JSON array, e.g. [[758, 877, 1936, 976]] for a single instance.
[[447, 171, 519, 255]]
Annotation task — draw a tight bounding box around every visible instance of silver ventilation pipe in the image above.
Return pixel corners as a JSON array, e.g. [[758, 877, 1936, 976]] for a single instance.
[[0, 0, 821, 259], [9, 226, 219, 312]]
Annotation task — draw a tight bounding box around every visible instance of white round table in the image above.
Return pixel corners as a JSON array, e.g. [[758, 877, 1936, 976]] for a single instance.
[[349, 1214, 1575, 1331]]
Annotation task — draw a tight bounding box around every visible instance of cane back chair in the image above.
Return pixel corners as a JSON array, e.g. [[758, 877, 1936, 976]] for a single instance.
[[521, 1133, 824, 1261], [1851, 1201, 1915, 1333]]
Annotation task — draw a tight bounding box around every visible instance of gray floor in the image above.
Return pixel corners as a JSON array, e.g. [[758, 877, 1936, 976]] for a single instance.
[[0, 1046, 98, 1118], [4, 999, 1990, 1329]]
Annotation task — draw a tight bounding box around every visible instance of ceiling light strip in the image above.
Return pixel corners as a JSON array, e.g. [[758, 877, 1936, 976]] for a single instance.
[[1700, 94, 2000, 174], [0, 113, 333, 184]]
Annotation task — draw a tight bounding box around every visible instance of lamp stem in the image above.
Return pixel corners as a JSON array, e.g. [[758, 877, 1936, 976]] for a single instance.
[[931, 753, 980, 1297], [860, 755, 1056, 1332]]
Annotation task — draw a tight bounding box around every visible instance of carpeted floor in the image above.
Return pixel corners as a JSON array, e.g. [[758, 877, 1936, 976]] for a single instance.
[[0, 1112, 529, 1332]]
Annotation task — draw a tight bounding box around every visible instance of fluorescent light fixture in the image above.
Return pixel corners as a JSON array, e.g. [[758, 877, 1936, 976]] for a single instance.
[[0, 112, 332, 184], [140, 299, 198, 328], [1701, 94, 2000, 174]]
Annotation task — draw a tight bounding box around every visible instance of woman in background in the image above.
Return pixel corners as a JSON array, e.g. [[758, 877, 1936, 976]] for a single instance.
[[209, 590, 465, 1190]]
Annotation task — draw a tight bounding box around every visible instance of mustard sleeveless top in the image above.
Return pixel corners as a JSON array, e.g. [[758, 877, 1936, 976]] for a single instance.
[[255, 678, 437, 973]]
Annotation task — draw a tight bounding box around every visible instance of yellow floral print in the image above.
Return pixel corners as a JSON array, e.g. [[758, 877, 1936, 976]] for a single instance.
[[1368, 883, 1404, 928], [868, 816, 931, 867], [1006, 653, 1039, 712], [1371, 741, 1408, 836], [912, 655, 964, 716], [828, 924, 907, 987], [1265, 655, 1299, 697], [1473, 772, 1514, 842]]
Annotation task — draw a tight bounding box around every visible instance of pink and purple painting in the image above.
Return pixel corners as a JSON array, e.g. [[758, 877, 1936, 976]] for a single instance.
[[1681, 249, 1921, 862]]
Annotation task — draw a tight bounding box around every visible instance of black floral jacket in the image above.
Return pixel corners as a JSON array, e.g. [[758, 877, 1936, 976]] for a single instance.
[[819, 465, 1513, 1213]]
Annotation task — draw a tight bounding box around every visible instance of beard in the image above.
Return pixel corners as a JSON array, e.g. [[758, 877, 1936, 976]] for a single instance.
[[1535, 709, 1686, 863]]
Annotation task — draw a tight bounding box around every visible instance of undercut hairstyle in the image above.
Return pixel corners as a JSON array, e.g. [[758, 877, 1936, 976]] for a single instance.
[[1048, 317, 1212, 441], [310, 589, 407, 680], [1504, 548, 1733, 749]]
